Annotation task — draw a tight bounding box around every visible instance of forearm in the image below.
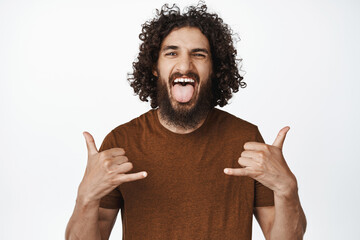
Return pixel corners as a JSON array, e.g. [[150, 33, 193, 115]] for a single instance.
[[269, 185, 307, 240], [65, 198, 102, 240]]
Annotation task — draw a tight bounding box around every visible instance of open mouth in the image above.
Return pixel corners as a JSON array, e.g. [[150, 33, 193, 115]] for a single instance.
[[171, 77, 197, 103], [173, 78, 196, 86]]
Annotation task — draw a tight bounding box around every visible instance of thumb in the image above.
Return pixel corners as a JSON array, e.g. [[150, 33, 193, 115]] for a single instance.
[[83, 131, 98, 155], [272, 126, 290, 149]]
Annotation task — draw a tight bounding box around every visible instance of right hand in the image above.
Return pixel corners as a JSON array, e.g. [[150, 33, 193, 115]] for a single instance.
[[77, 131, 147, 204]]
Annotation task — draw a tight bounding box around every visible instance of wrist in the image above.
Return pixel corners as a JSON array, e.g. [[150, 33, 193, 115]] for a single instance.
[[274, 175, 298, 199], [76, 195, 100, 209], [76, 181, 100, 207]]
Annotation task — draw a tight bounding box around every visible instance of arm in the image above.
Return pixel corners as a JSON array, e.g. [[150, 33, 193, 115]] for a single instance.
[[99, 208, 119, 239], [254, 186, 307, 240], [224, 127, 306, 239], [65, 132, 147, 240], [65, 200, 118, 240]]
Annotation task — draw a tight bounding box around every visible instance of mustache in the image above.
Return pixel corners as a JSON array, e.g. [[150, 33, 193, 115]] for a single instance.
[[169, 72, 200, 84]]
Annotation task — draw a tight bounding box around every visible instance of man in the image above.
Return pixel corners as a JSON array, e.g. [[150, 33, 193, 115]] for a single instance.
[[66, 3, 306, 240]]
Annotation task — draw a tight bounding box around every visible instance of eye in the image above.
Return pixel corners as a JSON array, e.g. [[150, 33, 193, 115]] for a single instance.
[[165, 52, 177, 56], [193, 53, 206, 58]]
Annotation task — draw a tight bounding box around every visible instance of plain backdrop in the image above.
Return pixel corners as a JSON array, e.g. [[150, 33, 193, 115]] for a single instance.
[[1, 0, 359, 239]]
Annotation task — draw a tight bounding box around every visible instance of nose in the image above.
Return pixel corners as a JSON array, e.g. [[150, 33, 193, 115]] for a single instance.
[[175, 54, 194, 74]]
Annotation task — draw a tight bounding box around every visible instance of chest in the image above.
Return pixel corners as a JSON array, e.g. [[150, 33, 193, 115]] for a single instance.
[[119, 133, 254, 210]]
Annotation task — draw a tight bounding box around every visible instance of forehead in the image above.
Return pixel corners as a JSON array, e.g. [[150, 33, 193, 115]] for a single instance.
[[161, 27, 210, 51]]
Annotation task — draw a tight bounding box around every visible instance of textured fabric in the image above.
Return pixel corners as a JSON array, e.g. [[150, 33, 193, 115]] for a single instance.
[[99, 108, 274, 239]]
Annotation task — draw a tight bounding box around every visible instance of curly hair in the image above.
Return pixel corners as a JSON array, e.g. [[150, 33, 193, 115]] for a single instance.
[[128, 2, 246, 108]]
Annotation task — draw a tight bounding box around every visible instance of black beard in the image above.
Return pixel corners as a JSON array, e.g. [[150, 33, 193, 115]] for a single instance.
[[156, 74, 213, 130]]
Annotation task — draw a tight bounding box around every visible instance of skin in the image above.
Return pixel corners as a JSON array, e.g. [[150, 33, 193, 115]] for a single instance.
[[65, 132, 147, 240], [224, 126, 307, 239], [66, 27, 306, 239], [154, 27, 213, 134]]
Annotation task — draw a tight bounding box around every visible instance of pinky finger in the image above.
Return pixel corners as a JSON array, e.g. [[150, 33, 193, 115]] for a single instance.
[[224, 168, 254, 178], [118, 171, 148, 183]]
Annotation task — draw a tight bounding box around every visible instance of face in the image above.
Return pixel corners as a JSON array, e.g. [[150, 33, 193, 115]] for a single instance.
[[154, 27, 214, 128]]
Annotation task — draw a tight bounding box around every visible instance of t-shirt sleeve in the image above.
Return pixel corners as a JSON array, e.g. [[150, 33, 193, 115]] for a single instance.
[[254, 127, 275, 207], [98, 130, 124, 209]]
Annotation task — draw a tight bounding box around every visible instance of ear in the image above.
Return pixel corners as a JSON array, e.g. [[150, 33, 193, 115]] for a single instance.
[[152, 64, 158, 77]]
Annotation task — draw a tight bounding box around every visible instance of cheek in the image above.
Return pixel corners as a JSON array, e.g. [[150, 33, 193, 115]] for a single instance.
[[157, 59, 173, 76], [198, 61, 212, 77], [199, 70, 212, 85]]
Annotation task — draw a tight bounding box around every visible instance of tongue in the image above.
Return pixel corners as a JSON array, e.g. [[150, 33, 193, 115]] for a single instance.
[[172, 84, 194, 103]]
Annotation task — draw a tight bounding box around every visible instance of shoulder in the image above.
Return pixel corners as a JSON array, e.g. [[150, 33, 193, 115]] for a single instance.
[[112, 109, 155, 135], [99, 110, 155, 150], [211, 108, 262, 141], [212, 108, 259, 131]]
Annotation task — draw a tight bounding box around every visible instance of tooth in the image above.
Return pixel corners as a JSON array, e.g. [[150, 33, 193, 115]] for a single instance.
[[174, 77, 196, 83]]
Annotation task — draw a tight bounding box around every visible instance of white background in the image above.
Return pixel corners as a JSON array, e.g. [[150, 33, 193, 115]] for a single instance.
[[1, 0, 359, 239]]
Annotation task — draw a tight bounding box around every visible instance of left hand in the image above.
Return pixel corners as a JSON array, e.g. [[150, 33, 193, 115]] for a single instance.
[[224, 126, 297, 197]]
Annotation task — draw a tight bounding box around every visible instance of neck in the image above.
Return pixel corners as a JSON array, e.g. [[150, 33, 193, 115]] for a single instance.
[[157, 109, 210, 134]]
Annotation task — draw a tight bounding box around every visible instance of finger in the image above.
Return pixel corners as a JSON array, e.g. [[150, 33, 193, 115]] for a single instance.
[[241, 150, 264, 161], [224, 168, 256, 178], [238, 157, 256, 168], [112, 161, 134, 174], [83, 131, 98, 155], [272, 126, 290, 149], [104, 156, 129, 171], [102, 148, 126, 157], [116, 171, 148, 183], [244, 142, 268, 151], [111, 155, 129, 165]]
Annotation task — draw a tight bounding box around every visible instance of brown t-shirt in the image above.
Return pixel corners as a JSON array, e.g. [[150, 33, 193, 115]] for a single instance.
[[99, 108, 274, 239]]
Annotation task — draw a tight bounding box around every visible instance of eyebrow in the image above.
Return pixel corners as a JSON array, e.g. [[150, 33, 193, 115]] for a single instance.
[[162, 45, 179, 52], [191, 48, 209, 54], [162, 45, 209, 55]]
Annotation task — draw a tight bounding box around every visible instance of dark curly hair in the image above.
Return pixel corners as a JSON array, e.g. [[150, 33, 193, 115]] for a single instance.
[[128, 2, 246, 108]]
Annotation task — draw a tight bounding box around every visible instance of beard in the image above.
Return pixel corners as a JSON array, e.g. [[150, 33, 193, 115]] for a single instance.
[[156, 72, 214, 130]]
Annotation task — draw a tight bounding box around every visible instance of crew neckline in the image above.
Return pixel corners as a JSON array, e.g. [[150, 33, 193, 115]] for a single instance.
[[152, 108, 216, 138]]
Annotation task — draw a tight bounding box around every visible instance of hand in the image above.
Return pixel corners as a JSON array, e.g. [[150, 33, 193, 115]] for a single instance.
[[224, 127, 297, 197], [77, 132, 147, 204]]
